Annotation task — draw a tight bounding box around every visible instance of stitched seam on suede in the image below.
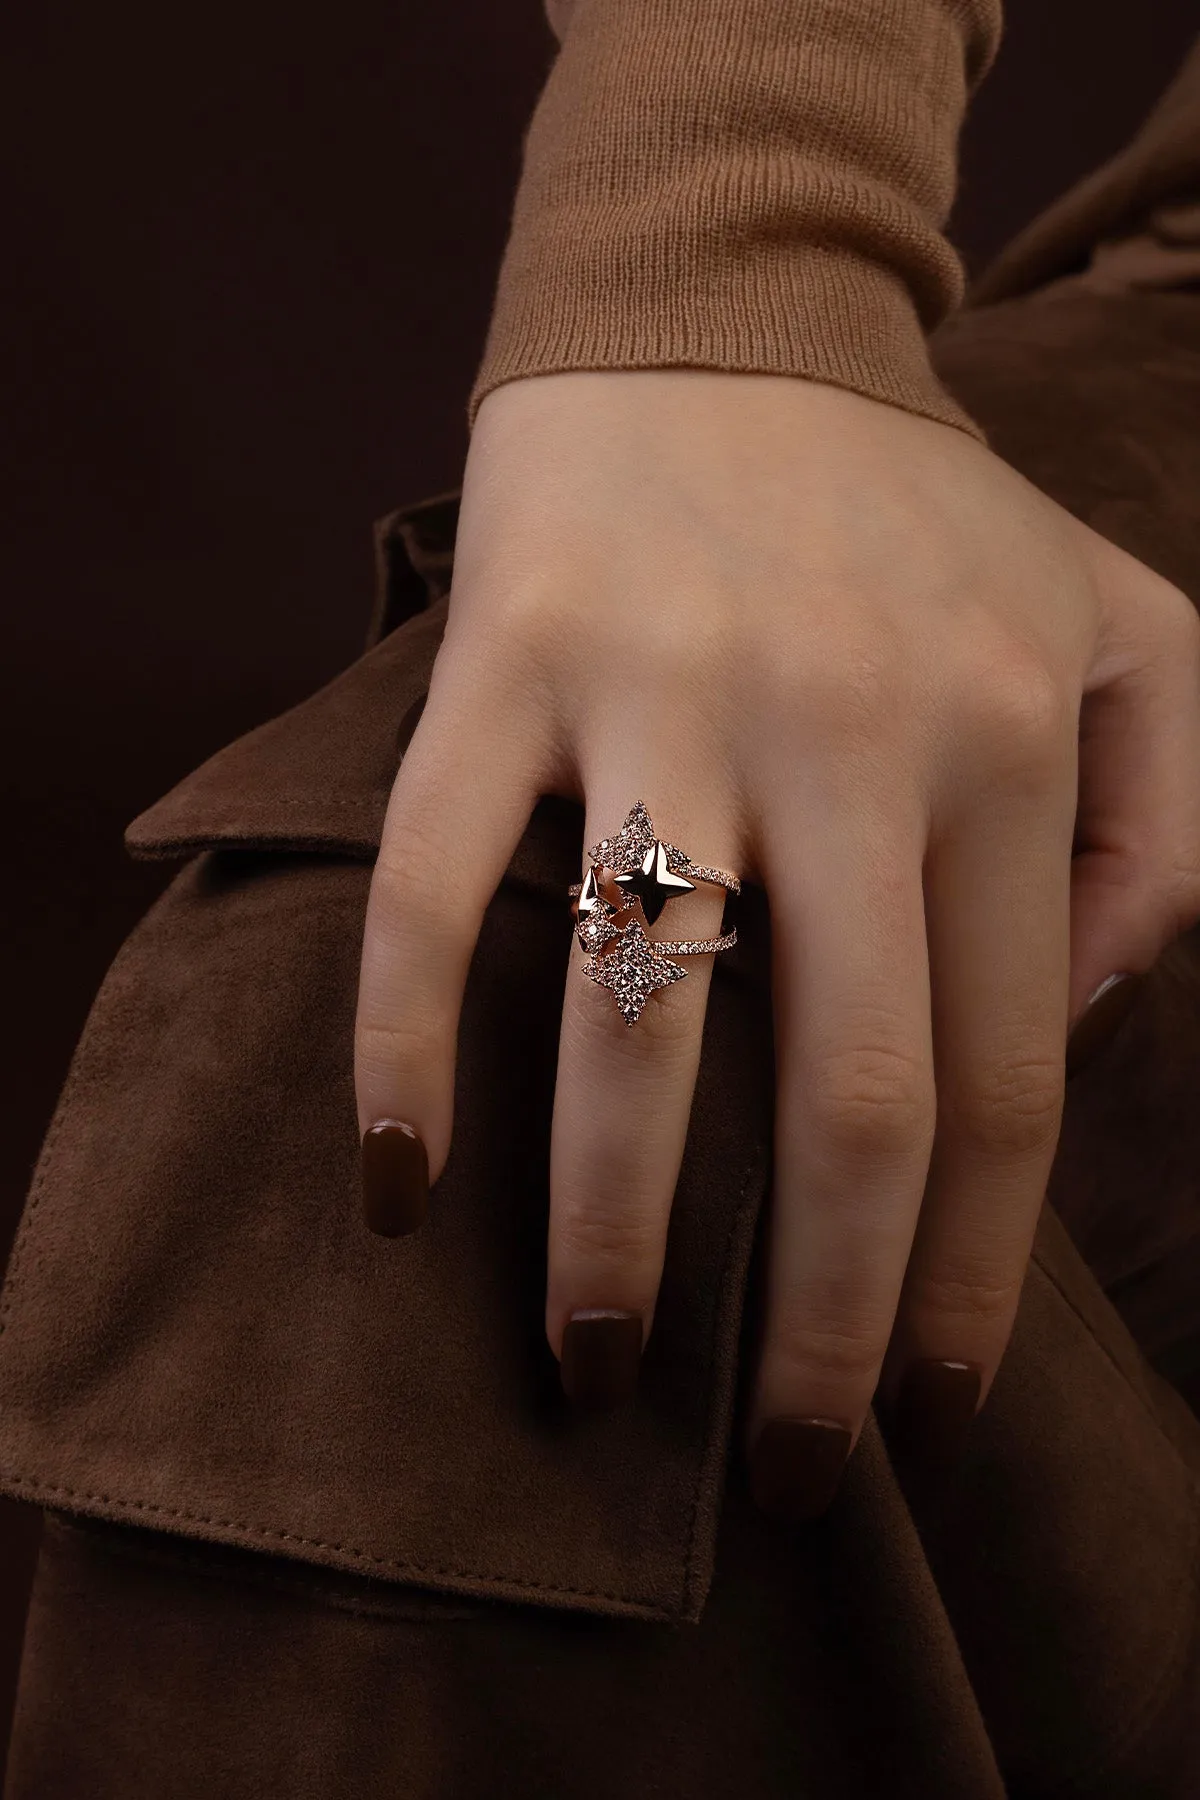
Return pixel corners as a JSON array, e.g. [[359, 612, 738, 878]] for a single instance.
[[137, 795, 392, 817], [48, 1515, 486, 1625], [0, 854, 735, 1623], [130, 834, 382, 859], [0, 1473, 676, 1620], [1029, 1253, 1199, 1483], [1, 1160, 760, 1627], [679, 1149, 765, 1616]]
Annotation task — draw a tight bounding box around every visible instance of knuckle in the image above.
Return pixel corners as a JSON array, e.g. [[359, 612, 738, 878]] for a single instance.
[[634, 593, 735, 678], [906, 1257, 1023, 1330], [1171, 595, 1200, 659], [808, 1041, 935, 1163], [769, 1313, 886, 1391], [355, 1013, 448, 1084], [769, 626, 913, 747], [1165, 871, 1200, 943], [1170, 873, 1200, 937], [1155, 845, 1200, 934], [557, 1202, 661, 1270], [962, 645, 1070, 778], [375, 807, 454, 903], [587, 611, 735, 738], [1144, 570, 1200, 653], [461, 575, 558, 651], [1075, 835, 1200, 942], [950, 1054, 1064, 1160], [444, 581, 571, 723], [370, 865, 445, 949], [371, 828, 470, 956]]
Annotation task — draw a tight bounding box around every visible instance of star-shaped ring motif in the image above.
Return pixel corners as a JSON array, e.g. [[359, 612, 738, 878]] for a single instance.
[[611, 840, 696, 926], [568, 802, 742, 1026], [582, 918, 688, 1026]]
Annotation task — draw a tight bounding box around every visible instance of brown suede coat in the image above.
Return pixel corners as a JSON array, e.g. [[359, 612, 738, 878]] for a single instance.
[[3, 49, 1200, 1800]]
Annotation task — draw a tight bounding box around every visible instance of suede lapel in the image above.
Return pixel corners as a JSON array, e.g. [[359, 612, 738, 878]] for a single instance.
[[0, 489, 777, 1625]]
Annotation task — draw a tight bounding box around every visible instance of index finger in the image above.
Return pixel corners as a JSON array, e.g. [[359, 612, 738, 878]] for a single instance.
[[355, 651, 554, 1233]]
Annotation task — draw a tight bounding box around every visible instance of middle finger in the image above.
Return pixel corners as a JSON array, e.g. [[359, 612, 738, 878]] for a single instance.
[[747, 773, 937, 1521]]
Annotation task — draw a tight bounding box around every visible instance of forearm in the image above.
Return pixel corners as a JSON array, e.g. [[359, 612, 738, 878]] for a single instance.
[[468, 0, 1002, 439]]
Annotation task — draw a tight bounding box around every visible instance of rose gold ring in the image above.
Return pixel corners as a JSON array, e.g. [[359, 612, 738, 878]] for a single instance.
[[566, 801, 740, 1026]]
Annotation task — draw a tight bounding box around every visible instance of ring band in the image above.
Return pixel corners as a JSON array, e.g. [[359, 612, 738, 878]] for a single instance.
[[567, 801, 740, 1026]]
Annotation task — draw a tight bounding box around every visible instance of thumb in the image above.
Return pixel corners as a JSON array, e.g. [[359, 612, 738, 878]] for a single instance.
[[1069, 534, 1200, 1033]]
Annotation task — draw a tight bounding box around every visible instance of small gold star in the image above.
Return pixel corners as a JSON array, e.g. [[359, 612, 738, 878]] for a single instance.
[[577, 866, 605, 914], [612, 840, 696, 926]]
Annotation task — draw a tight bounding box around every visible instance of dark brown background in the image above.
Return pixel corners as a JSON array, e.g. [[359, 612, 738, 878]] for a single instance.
[[2, 0, 1197, 1771]]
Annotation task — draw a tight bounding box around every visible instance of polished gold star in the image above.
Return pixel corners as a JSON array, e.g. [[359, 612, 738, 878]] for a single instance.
[[576, 866, 605, 914], [582, 918, 688, 1025], [611, 839, 696, 926]]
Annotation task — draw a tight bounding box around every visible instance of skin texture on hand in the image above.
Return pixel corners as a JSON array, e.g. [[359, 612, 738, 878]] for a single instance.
[[354, 368, 1200, 1519]]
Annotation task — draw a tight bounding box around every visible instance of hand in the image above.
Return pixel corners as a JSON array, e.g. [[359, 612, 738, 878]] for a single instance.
[[354, 368, 1200, 1519]]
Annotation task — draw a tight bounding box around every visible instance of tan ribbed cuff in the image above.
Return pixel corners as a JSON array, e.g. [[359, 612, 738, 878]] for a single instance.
[[467, 0, 1001, 445], [468, 238, 984, 440]]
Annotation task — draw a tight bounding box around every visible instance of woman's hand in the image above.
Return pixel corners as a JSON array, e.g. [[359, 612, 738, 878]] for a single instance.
[[354, 368, 1200, 1519]]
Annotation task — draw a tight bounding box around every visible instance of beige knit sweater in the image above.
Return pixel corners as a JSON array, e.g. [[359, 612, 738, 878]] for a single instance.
[[467, 0, 1003, 443]]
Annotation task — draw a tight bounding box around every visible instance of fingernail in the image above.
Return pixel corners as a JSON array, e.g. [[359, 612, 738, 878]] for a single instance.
[[1065, 971, 1145, 1079], [748, 1418, 853, 1524], [888, 1359, 982, 1475], [361, 1120, 429, 1237], [560, 1311, 643, 1409]]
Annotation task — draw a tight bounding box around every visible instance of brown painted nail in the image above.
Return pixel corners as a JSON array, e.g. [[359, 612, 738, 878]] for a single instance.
[[1065, 971, 1144, 1080], [361, 1120, 429, 1237], [560, 1311, 643, 1410], [748, 1418, 853, 1524], [888, 1359, 982, 1476]]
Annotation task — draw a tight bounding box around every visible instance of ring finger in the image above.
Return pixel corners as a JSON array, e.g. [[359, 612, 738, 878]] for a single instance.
[[547, 773, 740, 1407]]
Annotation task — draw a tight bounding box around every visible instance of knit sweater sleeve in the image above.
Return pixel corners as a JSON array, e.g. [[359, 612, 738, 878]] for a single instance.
[[466, 0, 1002, 441]]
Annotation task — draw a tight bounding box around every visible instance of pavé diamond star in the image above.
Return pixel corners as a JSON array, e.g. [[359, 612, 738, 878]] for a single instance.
[[588, 802, 697, 880], [582, 917, 688, 1026], [588, 800, 656, 872], [576, 901, 619, 954]]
